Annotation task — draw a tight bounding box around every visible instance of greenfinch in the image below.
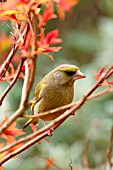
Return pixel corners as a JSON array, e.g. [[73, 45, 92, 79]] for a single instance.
[[23, 64, 86, 128]]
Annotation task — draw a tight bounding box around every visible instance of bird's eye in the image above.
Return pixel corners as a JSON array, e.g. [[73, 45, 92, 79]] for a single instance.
[[65, 71, 75, 76]]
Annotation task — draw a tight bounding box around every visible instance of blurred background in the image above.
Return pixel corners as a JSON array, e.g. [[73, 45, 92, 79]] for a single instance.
[[0, 0, 113, 169]]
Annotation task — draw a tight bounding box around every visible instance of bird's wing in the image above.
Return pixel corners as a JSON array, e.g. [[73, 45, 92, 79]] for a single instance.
[[23, 81, 46, 129], [34, 81, 46, 101], [31, 81, 46, 111]]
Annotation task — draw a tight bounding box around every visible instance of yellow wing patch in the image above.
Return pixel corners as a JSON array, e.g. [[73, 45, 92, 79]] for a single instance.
[[34, 82, 46, 101]]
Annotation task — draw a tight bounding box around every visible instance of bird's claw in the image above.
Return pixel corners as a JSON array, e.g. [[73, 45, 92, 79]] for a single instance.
[[47, 128, 54, 136]]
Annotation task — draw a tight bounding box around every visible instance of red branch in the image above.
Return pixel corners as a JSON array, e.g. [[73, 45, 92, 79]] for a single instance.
[[0, 57, 25, 106]]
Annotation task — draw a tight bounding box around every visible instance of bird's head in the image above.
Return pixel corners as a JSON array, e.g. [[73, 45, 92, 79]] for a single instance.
[[53, 64, 86, 86]]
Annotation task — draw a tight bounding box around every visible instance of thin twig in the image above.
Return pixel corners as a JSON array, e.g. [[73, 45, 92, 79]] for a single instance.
[[69, 159, 73, 170], [106, 126, 113, 169], [20, 60, 30, 107], [83, 133, 90, 170], [84, 64, 113, 97], [0, 58, 25, 106], [105, 69, 113, 79], [0, 46, 16, 78], [20, 14, 38, 105], [37, 157, 63, 170], [0, 25, 28, 78]]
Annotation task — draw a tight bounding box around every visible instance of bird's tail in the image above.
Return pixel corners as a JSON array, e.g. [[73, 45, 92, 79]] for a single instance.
[[22, 118, 39, 129]]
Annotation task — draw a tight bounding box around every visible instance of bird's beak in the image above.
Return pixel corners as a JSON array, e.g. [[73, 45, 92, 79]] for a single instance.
[[73, 70, 86, 80]]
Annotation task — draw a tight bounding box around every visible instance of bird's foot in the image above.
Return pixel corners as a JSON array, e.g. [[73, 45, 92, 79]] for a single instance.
[[46, 128, 54, 136], [43, 121, 54, 136]]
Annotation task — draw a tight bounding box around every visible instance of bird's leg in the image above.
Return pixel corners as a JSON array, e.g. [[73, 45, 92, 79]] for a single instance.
[[67, 107, 76, 115], [43, 121, 54, 136]]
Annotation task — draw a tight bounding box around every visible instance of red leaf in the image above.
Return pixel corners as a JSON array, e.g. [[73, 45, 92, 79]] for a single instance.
[[0, 166, 3, 170], [45, 29, 62, 45], [29, 123, 50, 144], [38, 4, 57, 27], [46, 157, 55, 170], [93, 67, 105, 81], [55, 0, 79, 19], [0, 116, 25, 144], [100, 80, 111, 88], [108, 80, 113, 85], [99, 67, 105, 75], [39, 29, 62, 46], [43, 47, 62, 52], [44, 138, 50, 144], [30, 123, 37, 132], [4, 129, 18, 136]]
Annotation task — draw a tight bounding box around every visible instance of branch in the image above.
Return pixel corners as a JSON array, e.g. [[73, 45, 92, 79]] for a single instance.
[[105, 69, 113, 79], [0, 64, 113, 165], [0, 110, 70, 165], [19, 60, 30, 107], [106, 125, 113, 169], [0, 15, 38, 135], [20, 14, 38, 106], [84, 64, 113, 97], [0, 57, 25, 106], [0, 46, 16, 78], [0, 25, 28, 78], [83, 133, 90, 170]]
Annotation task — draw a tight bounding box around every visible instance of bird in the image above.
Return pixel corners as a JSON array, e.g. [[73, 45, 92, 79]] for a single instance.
[[23, 64, 86, 128]]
